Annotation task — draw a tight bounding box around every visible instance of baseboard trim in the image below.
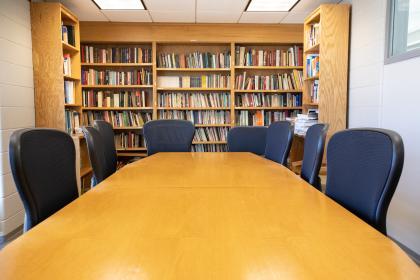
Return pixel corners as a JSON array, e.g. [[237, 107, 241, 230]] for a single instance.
[[0, 225, 23, 249], [391, 237, 420, 265]]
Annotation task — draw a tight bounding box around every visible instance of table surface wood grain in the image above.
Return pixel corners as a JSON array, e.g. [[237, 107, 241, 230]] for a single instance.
[[0, 153, 418, 279]]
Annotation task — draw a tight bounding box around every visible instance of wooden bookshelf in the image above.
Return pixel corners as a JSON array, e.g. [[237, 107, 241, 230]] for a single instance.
[[156, 68, 230, 72], [303, 4, 350, 138], [31, 2, 91, 192]]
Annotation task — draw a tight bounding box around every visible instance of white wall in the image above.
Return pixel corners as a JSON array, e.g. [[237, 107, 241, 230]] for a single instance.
[[346, 0, 420, 255], [0, 0, 34, 237]]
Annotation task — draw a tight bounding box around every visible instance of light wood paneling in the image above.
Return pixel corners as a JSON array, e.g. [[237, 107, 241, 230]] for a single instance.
[[80, 22, 303, 43], [0, 153, 418, 279]]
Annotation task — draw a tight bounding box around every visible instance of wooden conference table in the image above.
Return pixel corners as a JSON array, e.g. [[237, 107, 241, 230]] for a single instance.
[[0, 153, 419, 279]]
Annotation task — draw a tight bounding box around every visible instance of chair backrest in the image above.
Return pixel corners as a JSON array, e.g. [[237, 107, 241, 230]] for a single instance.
[[143, 120, 195, 156], [82, 126, 114, 185], [301, 123, 329, 189], [9, 129, 78, 231], [264, 121, 294, 166], [325, 128, 404, 235], [93, 120, 117, 174], [227, 126, 267, 155]]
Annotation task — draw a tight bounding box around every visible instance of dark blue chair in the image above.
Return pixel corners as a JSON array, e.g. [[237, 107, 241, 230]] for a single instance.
[[301, 123, 329, 190], [143, 120, 195, 156], [325, 128, 404, 235], [9, 129, 78, 231], [264, 121, 294, 166], [93, 120, 117, 173], [227, 126, 267, 155], [82, 126, 114, 186]]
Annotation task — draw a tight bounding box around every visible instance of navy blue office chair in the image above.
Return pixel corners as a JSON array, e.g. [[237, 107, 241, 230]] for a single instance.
[[264, 121, 294, 166], [82, 126, 114, 186], [93, 120, 117, 173], [9, 129, 78, 231], [301, 123, 329, 190], [227, 126, 267, 155], [325, 128, 404, 235], [143, 120, 195, 156]]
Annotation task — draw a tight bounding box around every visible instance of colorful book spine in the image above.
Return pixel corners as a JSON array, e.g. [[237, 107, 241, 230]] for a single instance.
[[114, 132, 145, 149], [236, 110, 300, 126], [81, 69, 153, 85], [158, 51, 231, 68], [158, 110, 231, 125], [235, 70, 303, 90], [158, 93, 230, 108], [81, 45, 152, 63], [235, 46, 303, 67], [192, 144, 227, 152], [306, 55, 319, 78], [82, 90, 149, 107], [82, 111, 152, 127], [193, 127, 229, 142], [235, 93, 302, 107]]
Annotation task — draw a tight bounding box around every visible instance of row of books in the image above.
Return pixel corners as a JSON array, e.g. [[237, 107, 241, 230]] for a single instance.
[[307, 23, 321, 48], [235, 71, 303, 91], [158, 93, 230, 108], [158, 110, 231, 125], [63, 54, 71, 76], [64, 81, 75, 104], [235, 93, 302, 107], [82, 90, 150, 107], [306, 55, 319, 78], [157, 75, 230, 88], [235, 46, 303, 67], [65, 110, 80, 134], [81, 45, 152, 64], [115, 132, 145, 149], [192, 144, 227, 152], [157, 51, 231, 69], [82, 111, 152, 127], [236, 110, 300, 126], [194, 127, 228, 142], [81, 69, 153, 86], [310, 80, 319, 103], [61, 23, 75, 46]]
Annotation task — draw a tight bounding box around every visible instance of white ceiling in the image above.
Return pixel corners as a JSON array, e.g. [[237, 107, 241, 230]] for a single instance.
[[55, 0, 342, 23]]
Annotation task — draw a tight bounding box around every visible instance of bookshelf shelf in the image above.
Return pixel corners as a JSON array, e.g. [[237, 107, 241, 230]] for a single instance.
[[63, 75, 80, 81], [81, 85, 153, 89], [234, 66, 303, 70], [192, 141, 227, 145], [157, 87, 230, 91], [235, 107, 303, 110], [157, 107, 230, 110], [62, 41, 79, 53], [156, 68, 230, 72], [82, 107, 153, 111], [116, 147, 147, 151], [195, 124, 232, 127], [65, 104, 81, 107], [113, 126, 143, 130], [234, 89, 302, 93], [117, 152, 147, 157], [80, 166, 92, 177], [304, 76, 319, 81], [304, 103, 319, 106], [304, 43, 320, 54], [81, 63, 152, 67]]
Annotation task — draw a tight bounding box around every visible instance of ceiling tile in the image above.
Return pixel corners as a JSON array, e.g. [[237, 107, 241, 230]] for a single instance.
[[196, 11, 243, 23], [143, 0, 195, 11], [149, 10, 195, 23], [59, 0, 108, 21], [239, 12, 288, 24], [101, 10, 152, 22], [292, 0, 340, 13], [281, 12, 308, 23], [197, 0, 248, 11]]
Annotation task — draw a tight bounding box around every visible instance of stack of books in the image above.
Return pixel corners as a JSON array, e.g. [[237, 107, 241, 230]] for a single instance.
[[306, 55, 319, 78], [194, 127, 229, 142], [235, 70, 303, 90], [235, 93, 302, 107], [158, 92, 230, 108], [82, 90, 149, 107], [158, 110, 230, 125], [157, 74, 230, 88], [158, 51, 231, 68], [81, 69, 153, 85], [294, 112, 319, 136], [81, 45, 152, 63], [82, 111, 152, 127], [235, 46, 303, 67]]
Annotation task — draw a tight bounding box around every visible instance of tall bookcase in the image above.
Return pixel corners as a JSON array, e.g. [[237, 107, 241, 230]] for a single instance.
[[303, 4, 350, 138], [30, 3, 91, 193]]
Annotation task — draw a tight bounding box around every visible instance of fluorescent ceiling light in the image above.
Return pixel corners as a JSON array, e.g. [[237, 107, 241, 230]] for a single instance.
[[92, 0, 146, 10], [246, 0, 300, 12]]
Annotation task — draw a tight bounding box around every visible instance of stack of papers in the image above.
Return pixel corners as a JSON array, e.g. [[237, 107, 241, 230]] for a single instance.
[[294, 112, 318, 136]]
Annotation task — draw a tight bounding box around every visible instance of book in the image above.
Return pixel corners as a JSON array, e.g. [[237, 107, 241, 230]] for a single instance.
[[62, 23, 75, 46], [158, 110, 230, 125], [82, 90, 149, 107], [236, 110, 300, 126], [82, 111, 152, 127], [63, 54, 71, 76], [115, 132, 145, 149], [81, 69, 153, 85], [306, 55, 319, 78], [157, 51, 231, 68], [307, 23, 321, 48], [193, 127, 229, 142], [65, 110, 80, 134], [64, 81, 75, 104], [158, 92, 230, 108], [235, 93, 301, 107], [192, 144, 227, 152], [157, 75, 230, 88], [235, 70, 303, 90], [235, 46, 303, 67]]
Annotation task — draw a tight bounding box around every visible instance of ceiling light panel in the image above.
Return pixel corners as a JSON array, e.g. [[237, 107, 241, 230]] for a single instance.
[[92, 0, 145, 10], [246, 0, 300, 12]]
